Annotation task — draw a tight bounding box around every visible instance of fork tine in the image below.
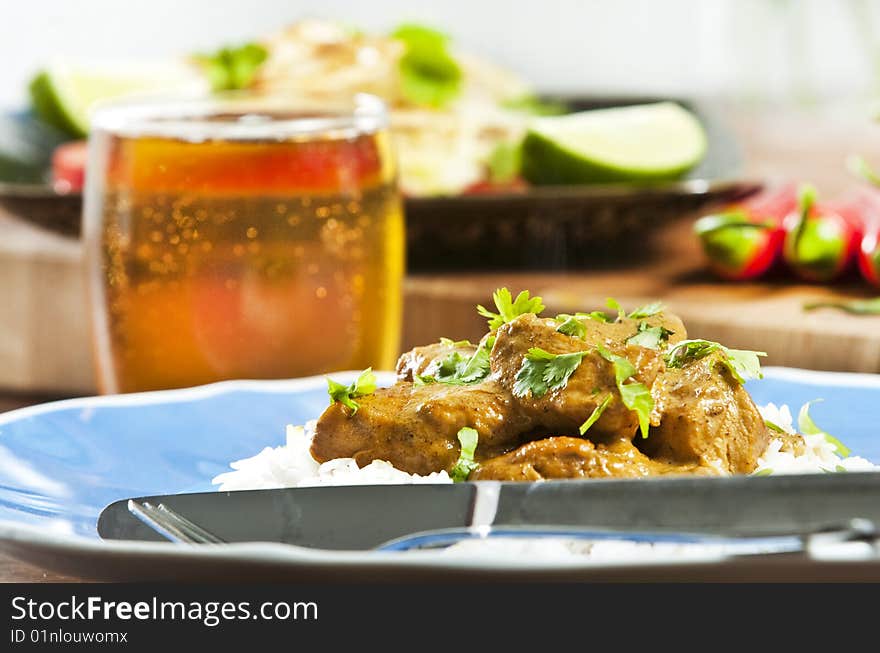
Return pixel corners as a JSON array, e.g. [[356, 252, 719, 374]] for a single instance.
[[127, 500, 196, 544], [126, 500, 225, 545], [155, 503, 226, 544]]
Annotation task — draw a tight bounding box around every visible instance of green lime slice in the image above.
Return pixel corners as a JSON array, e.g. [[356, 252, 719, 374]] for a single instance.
[[29, 61, 208, 137], [521, 101, 707, 185]]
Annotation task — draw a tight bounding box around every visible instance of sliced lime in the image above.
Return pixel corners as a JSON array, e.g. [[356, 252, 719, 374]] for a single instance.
[[29, 61, 208, 137], [521, 102, 707, 185]]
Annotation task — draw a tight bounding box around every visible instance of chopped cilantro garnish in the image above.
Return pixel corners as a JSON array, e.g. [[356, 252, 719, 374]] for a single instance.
[[477, 288, 545, 330], [626, 322, 673, 350], [435, 347, 491, 385], [606, 298, 626, 320], [556, 315, 587, 339], [579, 394, 613, 435], [193, 42, 268, 91], [590, 298, 666, 323], [392, 24, 462, 108], [664, 339, 765, 384], [513, 347, 588, 399], [798, 400, 851, 457], [584, 311, 614, 323], [595, 345, 653, 439], [327, 368, 377, 415], [556, 299, 665, 332], [752, 468, 774, 476], [450, 427, 479, 482], [764, 419, 789, 435], [627, 301, 665, 319]]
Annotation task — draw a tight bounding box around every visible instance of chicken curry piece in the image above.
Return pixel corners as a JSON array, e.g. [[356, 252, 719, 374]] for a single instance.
[[311, 290, 778, 481]]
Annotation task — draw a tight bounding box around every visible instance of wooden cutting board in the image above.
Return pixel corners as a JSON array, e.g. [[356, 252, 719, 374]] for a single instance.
[[0, 212, 94, 394], [2, 212, 880, 396]]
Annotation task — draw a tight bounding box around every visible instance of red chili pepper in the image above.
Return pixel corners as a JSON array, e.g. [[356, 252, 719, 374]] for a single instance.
[[782, 184, 861, 282], [693, 185, 794, 280], [852, 188, 880, 287]]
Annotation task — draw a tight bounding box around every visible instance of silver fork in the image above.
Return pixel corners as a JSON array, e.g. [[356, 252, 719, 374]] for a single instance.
[[127, 500, 226, 544], [374, 519, 879, 555], [127, 498, 877, 557]]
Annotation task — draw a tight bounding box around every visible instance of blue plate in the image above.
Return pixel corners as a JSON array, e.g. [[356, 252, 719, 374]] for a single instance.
[[0, 368, 878, 541]]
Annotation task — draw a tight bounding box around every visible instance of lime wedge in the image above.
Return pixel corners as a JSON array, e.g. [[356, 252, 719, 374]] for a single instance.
[[521, 102, 707, 185], [29, 61, 208, 137]]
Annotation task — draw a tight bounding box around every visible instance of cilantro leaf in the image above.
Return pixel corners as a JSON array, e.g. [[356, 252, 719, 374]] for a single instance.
[[606, 297, 626, 321], [628, 301, 665, 319], [450, 427, 480, 482], [193, 42, 268, 91], [798, 400, 851, 457], [513, 347, 588, 398], [327, 368, 377, 415], [626, 323, 673, 350], [584, 311, 614, 323], [435, 347, 491, 385], [618, 383, 653, 438], [455, 347, 491, 383], [803, 297, 880, 315], [595, 345, 653, 438], [665, 339, 722, 366], [477, 288, 545, 330], [513, 358, 548, 398], [664, 339, 765, 384], [543, 352, 589, 388], [580, 394, 612, 435], [420, 340, 492, 387], [596, 345, 636, 382], [392, 23, 462, 108], [724, 348, 765, 383], [556, 315, 587, 339]]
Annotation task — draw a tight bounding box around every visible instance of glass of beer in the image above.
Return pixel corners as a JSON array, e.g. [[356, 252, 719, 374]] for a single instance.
[[83, 93, 404, 393]]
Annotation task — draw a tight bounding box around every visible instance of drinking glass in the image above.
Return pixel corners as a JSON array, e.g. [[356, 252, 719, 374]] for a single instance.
[[83, 93, 403, 393]]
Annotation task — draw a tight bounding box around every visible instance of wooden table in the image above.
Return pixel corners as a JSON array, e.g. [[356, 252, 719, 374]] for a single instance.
[[2, 103, 878, 582]]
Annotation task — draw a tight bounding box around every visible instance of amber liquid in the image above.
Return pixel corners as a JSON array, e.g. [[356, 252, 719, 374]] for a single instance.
[[89, 127, 403, 393]]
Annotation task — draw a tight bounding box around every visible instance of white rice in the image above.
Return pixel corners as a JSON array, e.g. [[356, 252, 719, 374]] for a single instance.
[[753, 403, 876, 474], [210, 403, 877, 559]]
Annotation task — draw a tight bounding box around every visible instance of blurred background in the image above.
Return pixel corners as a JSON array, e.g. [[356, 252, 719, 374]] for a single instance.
[[1, 0, 880, 400], [2, 0, 880, 107]]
